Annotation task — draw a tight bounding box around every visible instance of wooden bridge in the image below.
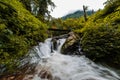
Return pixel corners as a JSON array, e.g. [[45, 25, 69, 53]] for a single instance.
[[47, 28, 71, 38], [48, 28, 71, 32]]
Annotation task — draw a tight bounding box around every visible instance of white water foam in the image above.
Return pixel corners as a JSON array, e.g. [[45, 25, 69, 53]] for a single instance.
[[26, 38, 120, 80]]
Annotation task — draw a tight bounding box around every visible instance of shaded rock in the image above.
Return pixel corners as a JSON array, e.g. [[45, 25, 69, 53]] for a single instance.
[[51, 33, 70, 52], [0, 62, 37, 80], [61, 32, 83, 55], [62, 41, 83, 55], [38, 70, 52, 80], [51, 38, 58, 51], [37, 66, 53, 80]]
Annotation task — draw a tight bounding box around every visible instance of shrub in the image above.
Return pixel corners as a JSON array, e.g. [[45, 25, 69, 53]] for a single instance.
[[0, 0, 48, 74]]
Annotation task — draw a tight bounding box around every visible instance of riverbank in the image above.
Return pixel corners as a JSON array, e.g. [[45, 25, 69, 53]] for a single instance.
[[0, 0, 48, 78]]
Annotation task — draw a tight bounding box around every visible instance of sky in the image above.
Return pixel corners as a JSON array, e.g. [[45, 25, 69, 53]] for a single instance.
[[50, 0, 107, 18]]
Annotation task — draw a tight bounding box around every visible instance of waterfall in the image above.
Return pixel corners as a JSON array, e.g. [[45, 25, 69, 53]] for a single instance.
[[24, 38, 120, 80]]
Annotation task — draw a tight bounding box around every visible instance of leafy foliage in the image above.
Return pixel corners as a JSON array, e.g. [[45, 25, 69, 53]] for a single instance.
[[0, 0, 48, 74], [76, 0, 120, 68], [49, 0, 120, 68], [19, 0, 55, 21]]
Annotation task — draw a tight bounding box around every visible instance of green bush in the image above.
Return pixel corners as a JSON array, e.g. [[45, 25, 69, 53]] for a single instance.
[[79, 4, 120, 68], [0, 0, 48, 74], [64, 0, 120, 68]]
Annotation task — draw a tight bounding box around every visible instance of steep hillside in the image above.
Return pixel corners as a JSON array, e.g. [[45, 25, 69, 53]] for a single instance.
[[60, 0, 120, 69], [0, 0, 48, 74], [62, 10, 94, 20], [76, 0, 120, 68]]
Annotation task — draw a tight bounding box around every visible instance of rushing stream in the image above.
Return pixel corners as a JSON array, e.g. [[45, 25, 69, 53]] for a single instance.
[[24, 38, 120, 80]]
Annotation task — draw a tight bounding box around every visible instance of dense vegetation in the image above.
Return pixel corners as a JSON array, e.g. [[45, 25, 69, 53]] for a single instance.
[[19, 0, 55, 21], [0, 0, 120, 78], [58, 0, 120, 68], [0, 0, 48, 75], [75, 0, 120, 68]]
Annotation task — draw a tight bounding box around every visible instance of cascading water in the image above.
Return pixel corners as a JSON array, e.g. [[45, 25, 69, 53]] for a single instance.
[[24, 38, 120, 80]]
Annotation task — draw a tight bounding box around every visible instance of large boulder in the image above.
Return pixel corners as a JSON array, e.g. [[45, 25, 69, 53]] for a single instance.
[[61, 32, 83, 55]]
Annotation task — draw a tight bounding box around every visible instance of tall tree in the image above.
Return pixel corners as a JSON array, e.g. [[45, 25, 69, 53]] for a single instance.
[[19, 0, 31, 12], [104, 0, 120, 5], [102, 0, 120, 16], [37, 0, 55, 16], [83, 5, 88, 21], [19, 0, 55, 21], [36, 0, 55, 21]]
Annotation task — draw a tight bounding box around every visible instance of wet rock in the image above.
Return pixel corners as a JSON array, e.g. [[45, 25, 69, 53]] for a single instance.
[[51, 33, 70, 52], [61, 32, 83, 55], [0, 74, 25, 80], [51, 38, 58, 51], [0, 62, 37, 80], [38, 68, 53, 80], [62, 41, 83, 55], [53, 76, 61, 80]]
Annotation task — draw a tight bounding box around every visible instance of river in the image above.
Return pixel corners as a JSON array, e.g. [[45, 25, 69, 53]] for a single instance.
[[23, 38, 120, 80]]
